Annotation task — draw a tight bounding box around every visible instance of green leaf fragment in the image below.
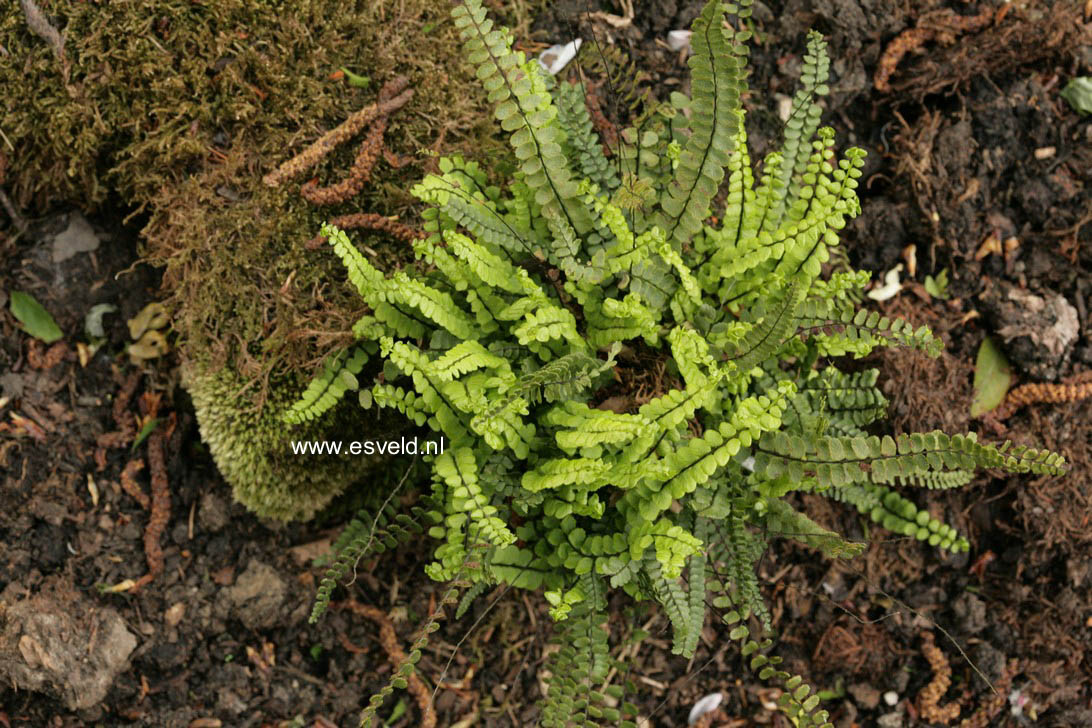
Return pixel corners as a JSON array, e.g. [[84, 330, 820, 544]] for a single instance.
[[970, 336, 1012, 417], [1060, 77, 1092, 115], [10, 291, 64, 343]]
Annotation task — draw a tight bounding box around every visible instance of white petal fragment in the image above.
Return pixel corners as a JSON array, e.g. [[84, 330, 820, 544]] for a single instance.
[[688, 692, 723, 725], [667, 30, 692, 52], [538, 39, 582, 75], [867, 264, 903, 302]]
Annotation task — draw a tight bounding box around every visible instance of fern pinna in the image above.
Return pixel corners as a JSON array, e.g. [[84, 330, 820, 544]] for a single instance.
[[293, 0, 1066, 725]]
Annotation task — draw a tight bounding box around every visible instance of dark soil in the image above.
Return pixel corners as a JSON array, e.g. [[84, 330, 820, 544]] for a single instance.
[[2, 1, 1090, 727]]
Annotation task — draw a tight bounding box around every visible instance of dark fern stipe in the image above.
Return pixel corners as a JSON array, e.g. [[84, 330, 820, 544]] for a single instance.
[[288, 1, 1066, 725]]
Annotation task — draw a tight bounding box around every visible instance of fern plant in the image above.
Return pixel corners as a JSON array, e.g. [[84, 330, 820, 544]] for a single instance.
[[294, 1, 1066, 724]]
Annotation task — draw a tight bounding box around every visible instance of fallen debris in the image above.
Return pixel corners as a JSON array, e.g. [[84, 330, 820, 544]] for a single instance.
[[0, 575, 137, 709]]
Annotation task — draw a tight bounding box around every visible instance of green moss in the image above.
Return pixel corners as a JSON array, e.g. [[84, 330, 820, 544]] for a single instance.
[[184, 362, 386, 521], [2, 0, 533, 517], [1, 0, 521, 372]]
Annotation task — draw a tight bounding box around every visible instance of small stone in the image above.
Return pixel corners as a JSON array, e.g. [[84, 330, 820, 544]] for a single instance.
[[224, 559, 287, 630], [211, 565, 235, 586], [980, 279, 1079, 380], [216, 689, 248, 715], [198, 491, 230, 533], [164, 602, 186, 628], [0, 575, 137, 710], [51, 212, 101, 263], [883, 691, 899, 706], [877, 711, 904, 728], [848, 683, 881, 710], [952, 592, 987, 635]]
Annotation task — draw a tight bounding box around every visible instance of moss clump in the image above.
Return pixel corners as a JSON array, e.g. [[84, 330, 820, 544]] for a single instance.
[[184, 362, 386, 521], [2, 0, 530, 516]]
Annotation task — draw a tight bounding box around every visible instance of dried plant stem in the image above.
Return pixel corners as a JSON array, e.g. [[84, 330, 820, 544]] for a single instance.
[[132, 425, 170, 590]]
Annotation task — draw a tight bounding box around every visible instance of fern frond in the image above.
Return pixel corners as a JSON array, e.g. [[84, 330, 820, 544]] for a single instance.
[[455, 580, 492, 620], [722, 280, 805, 374], [311, 502, 431, 624], [539, 588, 621, 728], [717, 605, 833, 728], [555, 80, 621, 192], [760, 497, 865, 559], [756, 429, 1064, 492], [825, 482, 970, 552], [795, 298, 943, 357], [358, 579, 467, 728], [768, 30, 831, 229], [659, 0, 747, 247], [452, 0, 592, 236], [284, 346, 370, 425]]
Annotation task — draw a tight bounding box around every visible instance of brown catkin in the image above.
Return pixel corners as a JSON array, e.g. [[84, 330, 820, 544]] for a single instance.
[[299, 112, 392, 205], [307, 213, 424, 249], [262, 77, 411, 188], [918, 631, 962, 725], [995, 372, 1092, 420]]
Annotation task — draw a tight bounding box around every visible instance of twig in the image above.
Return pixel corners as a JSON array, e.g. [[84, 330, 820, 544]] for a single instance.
[[0, 154, 27, 234]]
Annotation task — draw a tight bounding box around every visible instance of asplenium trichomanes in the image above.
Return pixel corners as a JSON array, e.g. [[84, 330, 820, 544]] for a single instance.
[[292, 1, 1066, 725]]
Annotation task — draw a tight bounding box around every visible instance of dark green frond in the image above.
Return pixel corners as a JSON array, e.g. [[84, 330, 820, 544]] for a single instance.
[[658, 0, 748, 247]]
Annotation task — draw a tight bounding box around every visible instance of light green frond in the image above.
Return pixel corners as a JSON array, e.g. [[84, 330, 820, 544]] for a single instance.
[[283, 346, 370, 425]]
